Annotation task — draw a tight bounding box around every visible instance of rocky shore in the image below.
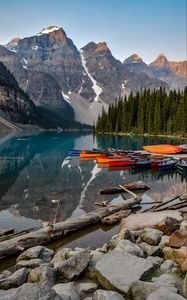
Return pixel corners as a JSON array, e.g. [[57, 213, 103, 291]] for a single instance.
[[0, 209, 186, 300]]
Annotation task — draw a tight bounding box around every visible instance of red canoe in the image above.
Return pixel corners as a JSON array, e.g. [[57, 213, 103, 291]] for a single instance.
[[108, 159, 135, 167]]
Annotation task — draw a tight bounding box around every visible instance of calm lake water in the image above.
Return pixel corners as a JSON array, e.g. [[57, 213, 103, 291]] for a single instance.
[[0, 131, 186, 249]]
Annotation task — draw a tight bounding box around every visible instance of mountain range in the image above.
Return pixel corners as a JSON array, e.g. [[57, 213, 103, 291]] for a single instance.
[[0, 26, 186, 127]]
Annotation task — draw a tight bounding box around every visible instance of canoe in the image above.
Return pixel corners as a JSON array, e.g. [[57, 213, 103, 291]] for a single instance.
[[108, 159, 135, 167], [134, 159, 151, 168], [99, 181, 149, 195], [80, 153, 106, 159], [176, 159, 187, 172], [143, 144, 182, 154], [158, 159, 177, 169], [108, 166, 133, 171], [97, 155, 131, 164]]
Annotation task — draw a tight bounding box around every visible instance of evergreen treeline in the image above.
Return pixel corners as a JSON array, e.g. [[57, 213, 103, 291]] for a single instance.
[[95, 87, 187, 136]]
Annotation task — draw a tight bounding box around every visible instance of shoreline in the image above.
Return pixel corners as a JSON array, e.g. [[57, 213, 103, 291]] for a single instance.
[[94, 132, 187, 140]]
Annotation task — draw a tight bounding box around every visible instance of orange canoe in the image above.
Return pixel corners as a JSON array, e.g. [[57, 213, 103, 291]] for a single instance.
[[143, 144, 182, 154], [80, 153, 106, 159]]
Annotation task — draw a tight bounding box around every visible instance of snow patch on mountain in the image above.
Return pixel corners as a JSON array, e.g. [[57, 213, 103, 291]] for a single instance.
[[79, 49, 102, 102], [62, 91, 71, 104], [37, 26, 61, 36]]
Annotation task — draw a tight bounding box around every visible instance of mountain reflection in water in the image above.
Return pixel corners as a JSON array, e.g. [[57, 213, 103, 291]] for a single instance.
[[0, 132, 186, 232]]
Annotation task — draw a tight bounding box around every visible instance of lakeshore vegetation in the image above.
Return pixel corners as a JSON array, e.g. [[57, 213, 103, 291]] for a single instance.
[[94, 87, 187, 136]]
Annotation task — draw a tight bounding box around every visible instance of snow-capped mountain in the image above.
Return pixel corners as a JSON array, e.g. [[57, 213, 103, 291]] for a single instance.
[[0, 26, 186, 126]]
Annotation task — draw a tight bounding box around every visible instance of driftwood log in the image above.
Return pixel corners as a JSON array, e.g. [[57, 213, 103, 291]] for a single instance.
[[0, 197, 140, 259], [99, 180, 149, 195]]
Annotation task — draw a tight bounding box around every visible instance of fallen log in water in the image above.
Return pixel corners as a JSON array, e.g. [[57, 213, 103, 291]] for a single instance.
[[0, 197, 140, 259], [99, 181, 149, 195]]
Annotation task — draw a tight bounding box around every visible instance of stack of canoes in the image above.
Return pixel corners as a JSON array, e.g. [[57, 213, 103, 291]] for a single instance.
[[68, 145, 187, 173]]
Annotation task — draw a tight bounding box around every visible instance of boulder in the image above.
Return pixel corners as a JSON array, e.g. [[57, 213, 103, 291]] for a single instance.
[[119, 211, 182, 233], [95, 250, 156, 295], [93, 289, 124, 300], [169, 230, 187, 248], [115, 239, 144, 257], [151, 274, 179, 293], [0, 268, 28, 289], [84, 250, 105, 279], [160, 260, 179, 274], [179, 193, 187, 201], [155, 217, 181, 235], [16, 258, 44, 269], [17, 246, 54, 263], [147, 289, 186, 300], [50, 248, 71, 269], [58, 248, 91, 280], [120, 228, 136, 242], [159, 235, 170, 249], [141, 228, 163, 245], [27, 265, 56, 287], [52, 282, 80, 300], [76, 280, 98, 298], [0, 270, 12, 279], [180, 220, 187, 231], [130, 280, 158, 300], [163, 246, 187, 271], [139, 242, 160, 256], [0, 283, 61, 300], [183, 273, 187, 298]]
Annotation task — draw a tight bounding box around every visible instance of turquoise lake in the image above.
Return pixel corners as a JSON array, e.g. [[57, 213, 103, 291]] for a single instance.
[[0, 131, 186, 250]]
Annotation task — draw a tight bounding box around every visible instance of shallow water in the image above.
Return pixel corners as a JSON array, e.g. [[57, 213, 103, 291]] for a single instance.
[[0, 131, 186, 247]]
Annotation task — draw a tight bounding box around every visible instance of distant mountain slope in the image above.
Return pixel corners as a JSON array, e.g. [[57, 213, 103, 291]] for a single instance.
[[123, 53, 187, 90]]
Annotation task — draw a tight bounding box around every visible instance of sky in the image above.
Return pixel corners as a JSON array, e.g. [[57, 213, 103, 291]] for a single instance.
[[0, 0, 186, 63]]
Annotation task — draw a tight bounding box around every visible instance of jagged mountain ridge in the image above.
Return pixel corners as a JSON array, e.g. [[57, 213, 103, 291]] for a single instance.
[[0, 26, 186, 125], [123, 53, 187, 90]]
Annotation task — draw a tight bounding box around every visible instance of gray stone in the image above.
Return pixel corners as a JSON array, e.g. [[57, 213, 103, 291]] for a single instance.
[[52, 282, 80, 300], [95, 250, 155, 295], [151, 274, 179, 293], [180, 220, 187, 231], [17, 246, 54, 263], [58, 248, 91, 280], [130, 280, 158, 300], [147, 289, 186, 300], [139, 242, 160, 256], [84, 250, 105, 279], [16, 258, 44, 269], [160, 260, 179, 274], [27, 265, 56, 287], [159, 235, 170, 249], [50, 248, 71, 269], [183, 273, 187, 298], [115, 239, 144, 257], [141, 228, 163, 245], [0, 283, 61, 300], [146, 256, 164, 267], [93, 289, 124, 300], [118, 229, 136, 242], [0, 267, 28, 289], [76, 280, 97, 298], [0, 270, 12, 279]]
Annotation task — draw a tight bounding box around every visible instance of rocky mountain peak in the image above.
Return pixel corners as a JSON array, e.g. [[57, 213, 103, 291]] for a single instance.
[[37, 25, 61, 35], [150, 53, 169, 67], [7, 37, 21, 46], [123, 53, 144, 64], [95, 42, 108, 53]]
